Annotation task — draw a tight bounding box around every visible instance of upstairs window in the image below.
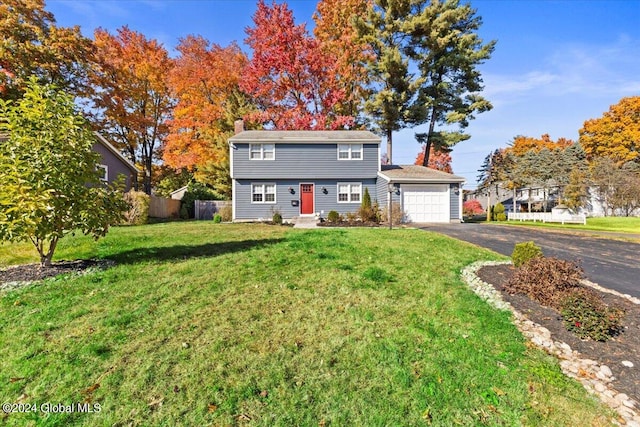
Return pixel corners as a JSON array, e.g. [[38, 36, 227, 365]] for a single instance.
[[250, 144, 275, 160], [97, 164, 108, 181], [337, 144, 363, 160]]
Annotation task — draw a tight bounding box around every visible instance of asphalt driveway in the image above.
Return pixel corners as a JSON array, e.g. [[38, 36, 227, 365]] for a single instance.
[[419, 223, 640, 298]]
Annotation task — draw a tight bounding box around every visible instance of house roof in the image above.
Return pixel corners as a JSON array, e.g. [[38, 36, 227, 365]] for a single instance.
[[94, 132, 137, 173], [378, 165, 466, 183], [229, 130, 380, 144]]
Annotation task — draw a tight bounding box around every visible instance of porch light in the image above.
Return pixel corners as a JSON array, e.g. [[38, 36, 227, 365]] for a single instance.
[[322, 187, 328, 194], [288, 187, 295, 194]]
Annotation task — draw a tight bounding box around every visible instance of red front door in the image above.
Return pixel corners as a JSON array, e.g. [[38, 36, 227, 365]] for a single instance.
[[300, 184, 314, 215]]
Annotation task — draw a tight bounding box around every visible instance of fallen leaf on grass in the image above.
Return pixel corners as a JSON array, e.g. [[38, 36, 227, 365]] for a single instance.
[[259, 390, 268, 398], [492, 387, 505, 396], [83, 383, 100, 395], [207, 403, 218, 413], [9, 377, 26, 383]]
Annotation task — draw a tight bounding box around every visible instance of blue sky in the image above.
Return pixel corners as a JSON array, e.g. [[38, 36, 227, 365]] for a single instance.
[[47, 0, 640, 189]]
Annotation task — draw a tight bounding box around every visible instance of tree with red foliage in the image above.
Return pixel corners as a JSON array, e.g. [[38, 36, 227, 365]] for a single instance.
[[241, 0, 354, 130], [415, 149, 453, 173], [463, 199, 484, 217]]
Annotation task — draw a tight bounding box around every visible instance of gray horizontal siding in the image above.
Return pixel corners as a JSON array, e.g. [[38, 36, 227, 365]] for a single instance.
[[92, 142, 133, 191], [234, 179, 377, 220], [450, 184, 460, 220], [375, 175, 401, 206], [232, 143, 379, 179]]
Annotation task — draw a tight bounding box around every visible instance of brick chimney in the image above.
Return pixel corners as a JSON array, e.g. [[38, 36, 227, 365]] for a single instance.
[[234, 119, 245, 135]]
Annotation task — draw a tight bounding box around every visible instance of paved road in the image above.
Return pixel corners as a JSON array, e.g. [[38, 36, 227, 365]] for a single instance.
[[419, 223, 640, 298]]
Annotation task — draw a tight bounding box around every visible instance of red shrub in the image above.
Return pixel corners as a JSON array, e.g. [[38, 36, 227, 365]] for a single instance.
[[463, 199, 484, 216]]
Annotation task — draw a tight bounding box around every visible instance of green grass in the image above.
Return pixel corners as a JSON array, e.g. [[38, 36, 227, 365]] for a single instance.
[[499, 216, 640, 235], [0, 223, 616, 426]]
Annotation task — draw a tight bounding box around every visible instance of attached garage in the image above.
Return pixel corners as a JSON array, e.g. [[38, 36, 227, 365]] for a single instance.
[[402, 184, 450, 223], [377, 165, 465, 223]]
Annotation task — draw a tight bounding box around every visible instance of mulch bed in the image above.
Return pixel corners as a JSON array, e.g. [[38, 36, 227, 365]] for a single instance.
[[0, 260, 110, 290], [477, 264, 640, 403]]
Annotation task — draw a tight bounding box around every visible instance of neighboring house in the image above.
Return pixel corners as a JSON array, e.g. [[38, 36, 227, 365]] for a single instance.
[[170, 186, 188, 200], [1, 131, 136, 192], [229, 124, 465, 223], [92, 132, 137, 191]]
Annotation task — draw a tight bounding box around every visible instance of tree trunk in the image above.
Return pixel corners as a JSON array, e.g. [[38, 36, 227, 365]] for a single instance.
[[386, 128, 393, 164], [39, 237, 58, 267], [422, 115, 438, 167]]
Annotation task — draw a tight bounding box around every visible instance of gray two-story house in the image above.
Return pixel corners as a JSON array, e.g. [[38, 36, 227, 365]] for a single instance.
[[229, 125, 465, 223]]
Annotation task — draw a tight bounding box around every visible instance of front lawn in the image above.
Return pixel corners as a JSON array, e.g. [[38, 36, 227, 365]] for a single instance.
[[500, 216, 640, 235], [0, 223, 615, 426]]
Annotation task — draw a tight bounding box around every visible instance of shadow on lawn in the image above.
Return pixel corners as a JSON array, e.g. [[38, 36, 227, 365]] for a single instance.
[[106, 238, 285, 265]]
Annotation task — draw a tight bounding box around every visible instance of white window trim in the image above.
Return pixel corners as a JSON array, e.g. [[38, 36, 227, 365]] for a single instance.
[[337, 182, 362, 203], [249, 143, 275, 160], [337, 144, 363, 160], [97, 164, 108, 181], [251, 183, 277, 204]]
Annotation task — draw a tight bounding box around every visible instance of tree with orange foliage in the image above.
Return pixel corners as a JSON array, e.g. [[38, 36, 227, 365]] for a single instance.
[[164, 36, 251, 197], [414, 148, 453, 173], [87, 26, 174, 194], [242, 0, 354, 130], [0, 0, 92, 100], [579, 96, 640, 166], [313, 0, 372, 123], [506, 134, 574, 156]]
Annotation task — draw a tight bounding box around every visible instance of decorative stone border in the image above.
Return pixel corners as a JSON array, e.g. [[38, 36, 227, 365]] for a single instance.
[[461, 260, 640, 427]]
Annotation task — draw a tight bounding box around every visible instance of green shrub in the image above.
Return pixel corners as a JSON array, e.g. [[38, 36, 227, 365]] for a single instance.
[[505, 257, 584, 310], [122, 191, 150, 225], [561, 288, 625, 341], [511, 241, 543, 268], [181, 181, 220, 219], [179, 204, 189, 220], [219, 205, 232, 222], [213, 214, 222, 223], [493, 203, 505, 221], [272, 211, 283, 225], [327, 210, 340, 223], [362, 187, 372, 209]]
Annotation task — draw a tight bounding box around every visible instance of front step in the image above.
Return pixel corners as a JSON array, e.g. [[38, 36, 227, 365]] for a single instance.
[[292, 216, 319, 229]]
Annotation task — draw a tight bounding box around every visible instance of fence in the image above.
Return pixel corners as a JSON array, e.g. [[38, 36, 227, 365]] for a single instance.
[[508, 212, 586, 225], [149, 196, 181, 219], [195, 200, 231, 220]]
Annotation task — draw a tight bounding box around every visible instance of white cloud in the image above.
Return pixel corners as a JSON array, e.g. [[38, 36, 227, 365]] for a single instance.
[[482, 36, 640, 107]]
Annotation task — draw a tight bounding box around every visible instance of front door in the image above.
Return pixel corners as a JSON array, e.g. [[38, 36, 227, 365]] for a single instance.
[[300, 184, 314, 215]]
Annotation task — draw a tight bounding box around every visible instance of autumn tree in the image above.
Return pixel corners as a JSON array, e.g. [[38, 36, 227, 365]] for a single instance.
[[506, 134, 574, 156], [164, 36, 251, 197], [414, 147, 452, 173], [87, 26, 173, 194], [0, 78, 127, 266], [242, 0, 354, 130], [0, 0, 92, 100], [579, 96, 640, 166], [590, 158, 640, 216], [313, 0, 373, 123], [356, 0, 494, 164]]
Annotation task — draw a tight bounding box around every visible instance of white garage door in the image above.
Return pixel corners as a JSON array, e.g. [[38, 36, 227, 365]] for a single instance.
[[403, 184, 450, 223]]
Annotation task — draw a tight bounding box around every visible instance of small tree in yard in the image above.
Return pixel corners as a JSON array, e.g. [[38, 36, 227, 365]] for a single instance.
[[0, 78, 128, 267]]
